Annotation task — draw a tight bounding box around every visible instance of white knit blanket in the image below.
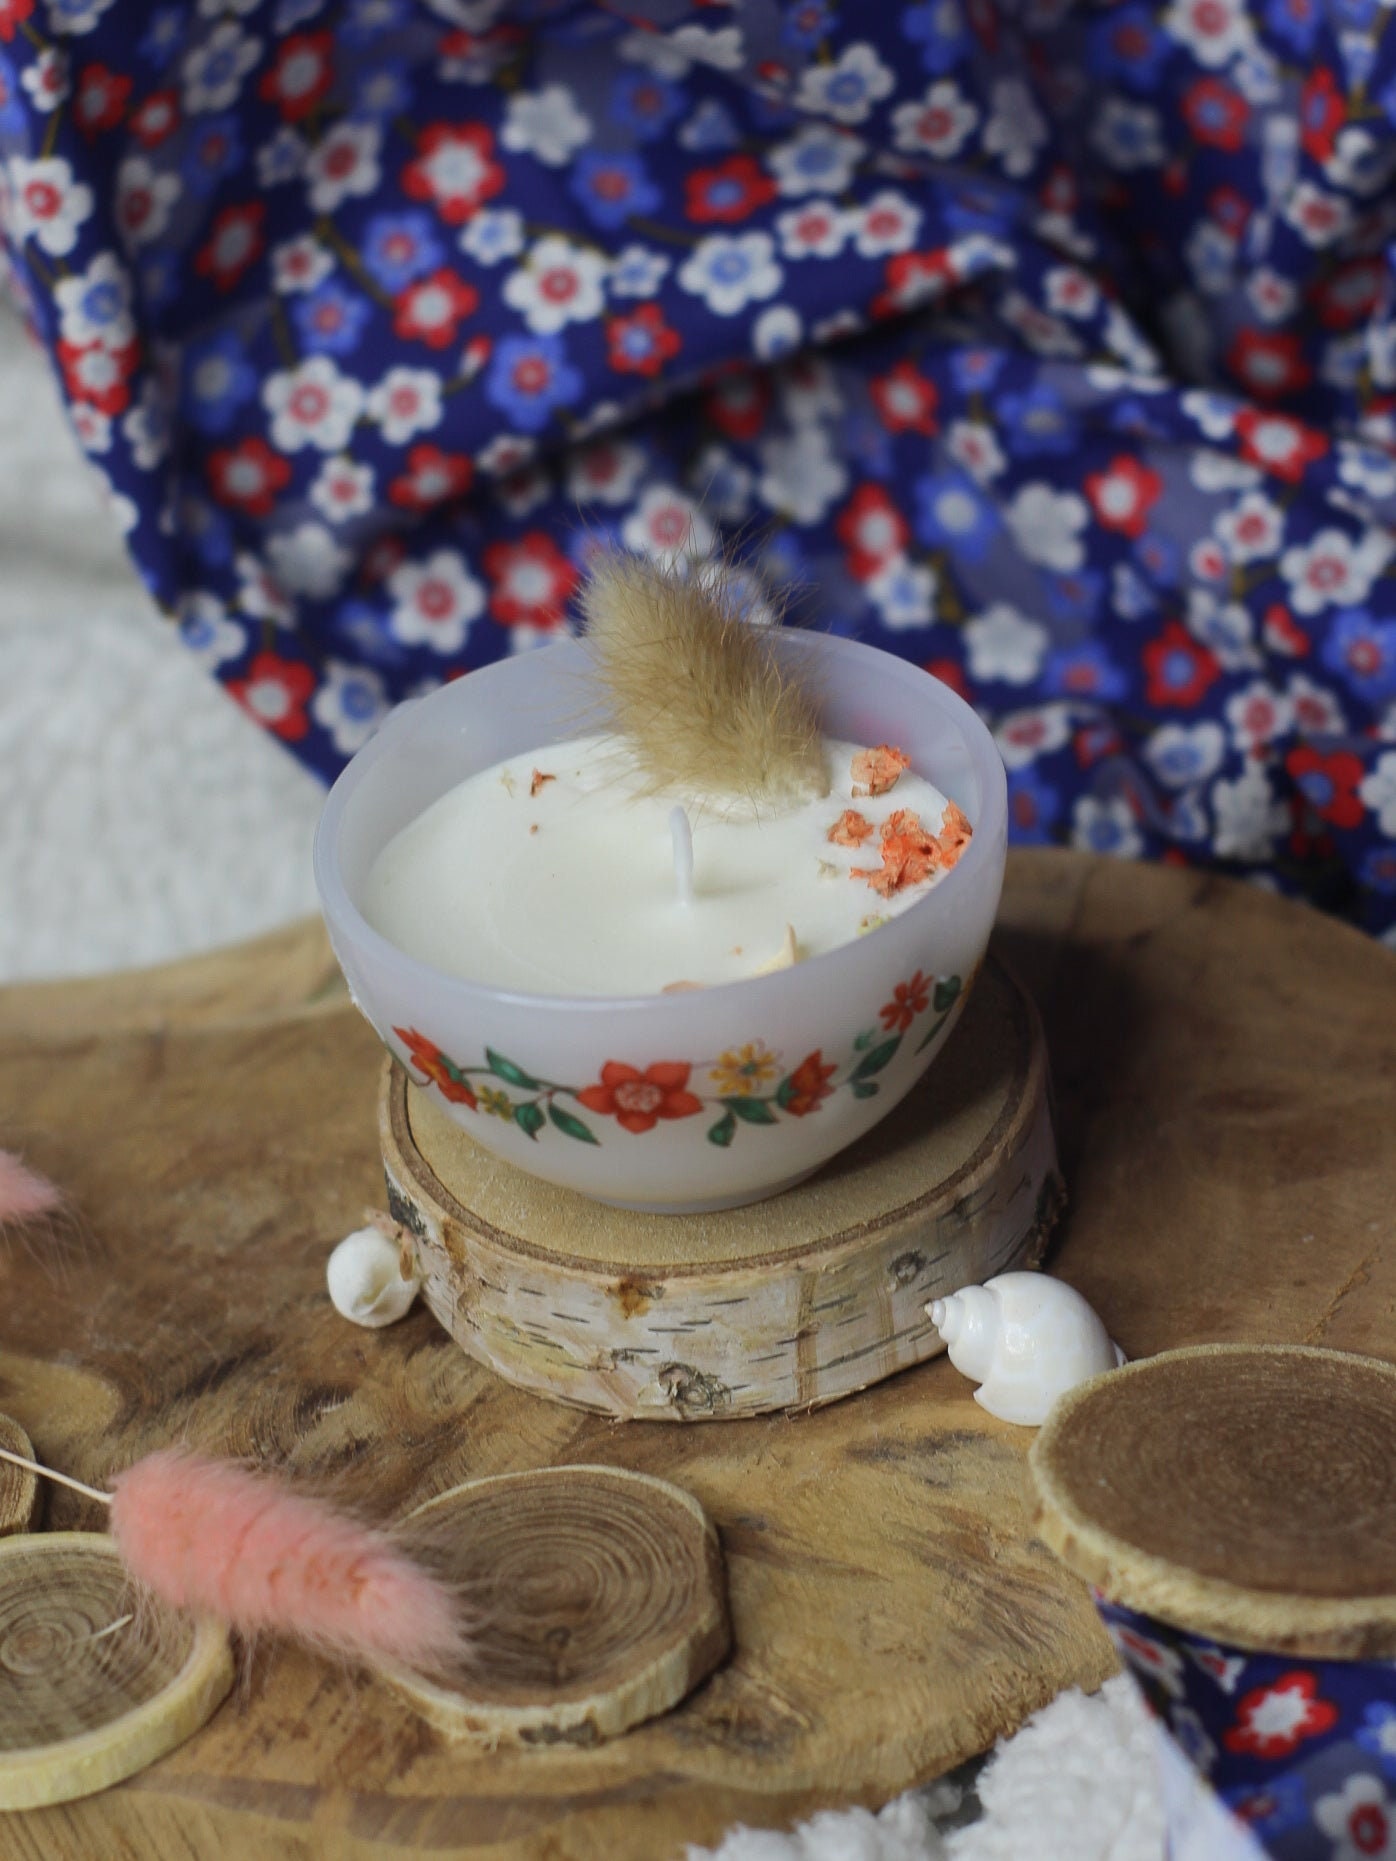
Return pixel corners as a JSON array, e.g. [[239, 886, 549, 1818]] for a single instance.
[[0, 306, 1163, 1858]]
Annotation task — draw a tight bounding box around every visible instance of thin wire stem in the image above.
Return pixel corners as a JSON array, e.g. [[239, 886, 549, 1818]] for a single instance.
[[0, 1445, 112, 1506]]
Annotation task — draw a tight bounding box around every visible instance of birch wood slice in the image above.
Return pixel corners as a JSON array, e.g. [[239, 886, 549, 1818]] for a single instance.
[[385, 1466, 729, 1746], [1030, 1344, 1396, 1659], [381, 956, 1061, 1420], [0, 1532, 234, 1810], [0, 1414, 40, 1536]]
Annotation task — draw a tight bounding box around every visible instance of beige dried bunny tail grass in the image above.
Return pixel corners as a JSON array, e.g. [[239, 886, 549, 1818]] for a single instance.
[[579, 553, 829, 809]]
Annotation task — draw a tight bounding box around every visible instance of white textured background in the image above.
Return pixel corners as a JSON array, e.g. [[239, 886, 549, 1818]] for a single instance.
[[0, 304, 1164, 1859]]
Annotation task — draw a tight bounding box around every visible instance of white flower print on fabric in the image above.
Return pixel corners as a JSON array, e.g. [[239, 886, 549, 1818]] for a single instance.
[[179, 594, 247, 671], [1092, 100, 1165, 170], [1215, 491, 1284, 563], [312, 661, 389, 754], [266, 523, 352, 600], [1006, 483, 1089, 572], [22, 51, 67, 113], [258, 128, 307, 190], [768, 125, 865, 198], [459, 207, 524, 267], [502, 237, 607, 335], [271, 235, 333, 295], [366, 366, 442, 443], [757, 428, 847, 523], [388, 549, 485, 653], [1192, 450, 1261, 493], [678, 232, 782, 317], [306, 122, 381, 215], [947, 421, 1006, 483], [995, 704, 1075, 770], [850, 190, 921, 258], [753, 306, 804, 361], [1073, 794, 1144, 860], [777, 199, 850, 262], [1284, 182, 1353, 248], [620, 485, 715, 562], [1280, 528, 1392, 616], [891, 81, 979, 159], [71, 404, 111, 453], [567, 438, 645, 507], [44, 0, 114, 32], [182, 22, 262, 114], [609, 244, 670, 298], [795, 42, 895, 126], [1361, 752, 1396, 836], [54, 250, 133, 348], [1162, 0, 1255, 66], [8, 156, 93, 256], [309, 457, 375, 524], [619, 24, 743, 78], [867, 556, 938, 630], [983, 78, 1049, 178], [1314, 1775, 1396, 1861], [1226, 681, 1293, 750], [1213, 761, 1288, 861], [499, 86, 590, 167], [235, 551, 295, 627], [1145, 722, 1227, 789], [965, 604, 1049, 684], [263, 356, 364, 453]]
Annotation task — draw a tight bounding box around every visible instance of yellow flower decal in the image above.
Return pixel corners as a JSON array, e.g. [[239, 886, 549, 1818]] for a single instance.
[[709, 1042, 780, 1098], [478, 1086, 514, 1120]]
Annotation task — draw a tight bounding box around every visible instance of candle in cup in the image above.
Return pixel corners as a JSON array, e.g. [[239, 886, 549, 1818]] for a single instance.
[[362, 733, 969, 997]]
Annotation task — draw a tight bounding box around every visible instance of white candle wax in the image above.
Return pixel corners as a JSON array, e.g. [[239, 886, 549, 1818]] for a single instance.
[[363, 734, 966, 997]]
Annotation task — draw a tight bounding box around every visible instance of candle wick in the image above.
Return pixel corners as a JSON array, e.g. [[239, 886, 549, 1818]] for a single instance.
[[669, 805, 694, 908]]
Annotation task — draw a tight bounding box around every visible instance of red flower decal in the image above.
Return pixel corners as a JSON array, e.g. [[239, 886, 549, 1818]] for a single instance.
[[227, 651, 316, 743], [393, 1027, 478, 1108], [1223, 1670, 1339, 1760], [780, 1050, 838, 1117], [387, 443, 473, 512], [57, 337, 138, 416], [1142, 620, 1222, 708], [402, 122, 504, 223], [577, 1063, 703, 1136], [605, 303, 682, 377], [1227, 328, 1312, 402], [880, 972, 931, 1035], [684, 155, 776, 223], [703, 371, 772, 441], [129, 88, 179, 147], [392, 268, 479, 349], [0, 0, 31, 41], [1234, 409, 1328, 483], [1084, 456, 1162, 538], [837, 484, 910, 580], [207, 436, 293, 517], [74, 63, 131, 136], [194, 202, 265, 293], [870, 359, 939, 436], [1285, 746, 1366, 830], [259, 31, 335, 122], [482, 530, 579, 629], [1181, 77, 1248, 151], [873, 249, 955, 320], [1299, 67, 1345, 163]]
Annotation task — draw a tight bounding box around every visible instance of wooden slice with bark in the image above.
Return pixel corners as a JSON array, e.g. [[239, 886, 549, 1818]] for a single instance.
[[0, 1413, 40, 1536]]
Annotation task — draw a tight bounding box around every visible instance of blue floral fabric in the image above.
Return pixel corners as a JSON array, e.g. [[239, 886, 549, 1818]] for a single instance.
[[1102, 1597, 1396, 1858], [3, 0, 1396, 938]]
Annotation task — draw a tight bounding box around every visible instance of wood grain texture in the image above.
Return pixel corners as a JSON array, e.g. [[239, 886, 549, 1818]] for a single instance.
[[386, 1466, 730, 1746], [0, 1533, 233, 1811], [384, 959, 1061, 1420], [1031, 1344, 1396, 1659], [0, 1413, 40, 1537], [0, 850, 1392, 1859]]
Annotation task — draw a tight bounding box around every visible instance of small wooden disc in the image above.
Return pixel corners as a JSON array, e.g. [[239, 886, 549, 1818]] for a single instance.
[[383, 1465, 729, 1747], [0, 1413, 41, 1536], [1030, 1344, 1396, 1659], [0, 1532, 234, 1810], [382, 956, 1063, 1420]]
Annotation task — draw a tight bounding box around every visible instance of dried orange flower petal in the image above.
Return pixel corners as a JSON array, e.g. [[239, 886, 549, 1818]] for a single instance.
[[851, 744, 911, 798], [827, 808, 875, 847]]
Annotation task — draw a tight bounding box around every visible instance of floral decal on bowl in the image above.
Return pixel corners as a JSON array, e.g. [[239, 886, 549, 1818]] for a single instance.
[[392, 971, 963, 1150]]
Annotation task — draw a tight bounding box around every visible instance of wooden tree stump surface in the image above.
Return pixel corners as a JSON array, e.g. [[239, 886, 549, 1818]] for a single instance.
[[386, 1465, 730, 1746], [0, 1533, 233, 1812], [0, 1413, 40, 1537], [383, 958, 1061, 1420], [0, 851, 1393, 1860], [1030, 1343, 1396, 1659]]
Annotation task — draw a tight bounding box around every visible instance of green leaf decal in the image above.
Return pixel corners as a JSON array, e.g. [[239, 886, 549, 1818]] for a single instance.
[[933, 975, 962, 1013], [916, 1013, 949, 1054], [513, 1101, 546, 1140], [547, 1102, 599, 1145], [775, 1075, 798, 1110], [725, 1096, 778, 1125], [488, 1048, 541, 1090], [850, 1081, 880, 1100], [853, 1027, 877, 1052], [851, 1036, 900, 1082], [707, 1111, 736, 1148]]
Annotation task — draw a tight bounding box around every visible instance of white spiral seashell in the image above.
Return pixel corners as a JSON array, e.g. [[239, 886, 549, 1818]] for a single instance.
[[327, 1227, 423, 1328], [927, 1271, 1124, 1426]]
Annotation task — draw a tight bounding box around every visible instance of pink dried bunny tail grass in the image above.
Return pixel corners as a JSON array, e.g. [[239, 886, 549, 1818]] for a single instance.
[[0, 1148, 62, 1224], [108, 1449, 471, 1676]]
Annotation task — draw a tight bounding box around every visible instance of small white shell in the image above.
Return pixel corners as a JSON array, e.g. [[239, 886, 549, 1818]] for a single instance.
[[927, 1271, 1124, 1426], [327, 1226, 422, 1328]]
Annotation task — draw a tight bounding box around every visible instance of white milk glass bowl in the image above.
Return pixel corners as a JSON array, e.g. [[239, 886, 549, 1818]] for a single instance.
[[314, 633, 1007, 1214]]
